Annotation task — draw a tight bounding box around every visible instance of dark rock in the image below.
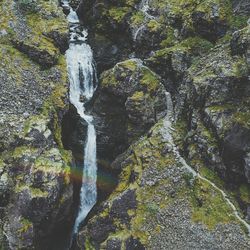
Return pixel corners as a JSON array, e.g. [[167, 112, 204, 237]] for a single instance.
[[13, 40, 59, 68], [90, 34, 123, 72], [69, 0, 81, 9], [231, 27, 250, 56], [125, 237, 145, 250], [110, 189, 137, 224], [93, 90, 128, 162], [223, 125, 250, 183], [62, 105, 88, 163], [106, 238, 122, 250], [87, 216, 116, 243], [192, 9, 228, 42], [110, 148, 135, 173], [232, 0, 250, 15], [244, 153, 250, 183], [0, 1, 73, 248], [92, 59, 167, 165], [46, 30, 69, 53]]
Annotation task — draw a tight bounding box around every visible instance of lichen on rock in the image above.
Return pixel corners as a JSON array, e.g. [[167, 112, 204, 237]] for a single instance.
[[0, 0, 73, 248]]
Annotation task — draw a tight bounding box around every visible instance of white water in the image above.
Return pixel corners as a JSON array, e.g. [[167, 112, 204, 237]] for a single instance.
[[134, 0, 155, 41], [162, 92, 250, 235], [140, 0, 155, 20], [63, 0, 98, 237]]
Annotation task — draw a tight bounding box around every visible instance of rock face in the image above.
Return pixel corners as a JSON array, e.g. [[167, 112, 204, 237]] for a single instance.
[[0, 0, 73, 249], [77, 120, 250, 249], [0, 0, 250, 249], [74, 0, 250, 249], [92, 59, 167, 164]]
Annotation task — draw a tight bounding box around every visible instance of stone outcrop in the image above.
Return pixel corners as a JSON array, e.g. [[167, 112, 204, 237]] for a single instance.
[[74, 0, 250, 249], [0, 0, 73, 249], [0, 0, 250, 249], [92, 59, 167, 164]]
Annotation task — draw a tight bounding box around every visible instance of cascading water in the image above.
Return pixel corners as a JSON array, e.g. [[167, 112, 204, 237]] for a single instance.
[[61, 0, 98, 240]]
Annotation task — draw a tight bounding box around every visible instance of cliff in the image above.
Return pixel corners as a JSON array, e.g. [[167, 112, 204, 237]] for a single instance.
[[0, 0, 73, 248], [0, 0, 250, 249], [75, 0, 250, 249]]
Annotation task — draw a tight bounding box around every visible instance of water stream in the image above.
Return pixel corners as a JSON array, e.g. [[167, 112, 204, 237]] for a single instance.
[[62, 0, 98, 242], [134, 0, 155, 41], [59, 0, 249, 248]]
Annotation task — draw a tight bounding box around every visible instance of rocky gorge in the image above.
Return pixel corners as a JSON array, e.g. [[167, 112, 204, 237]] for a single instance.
[[0, 0, 250, 249]]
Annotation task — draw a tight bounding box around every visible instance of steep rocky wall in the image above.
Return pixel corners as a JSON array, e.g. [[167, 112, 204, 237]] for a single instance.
[[74, 0, 250, 249], [0, 0, 73, 249], [0, 0, 249, 249]]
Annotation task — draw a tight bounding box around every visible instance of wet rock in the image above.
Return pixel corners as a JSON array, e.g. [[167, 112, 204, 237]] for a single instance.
[[90, 34, 122, 72], [69, 0, 81, 10], [4, 214, 34, 250]]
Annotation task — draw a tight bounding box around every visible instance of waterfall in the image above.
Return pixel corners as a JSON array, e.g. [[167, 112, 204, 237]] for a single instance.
[[62, 0, 98, 237]]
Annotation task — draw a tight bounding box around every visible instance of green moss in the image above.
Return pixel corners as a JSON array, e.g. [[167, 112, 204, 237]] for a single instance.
[[173, 119, 188, 150], [140, 67, 160, 94], [183, 172, 195, 186], [206, 104, 234, 112], [30, 187, 48, 197], [147, 20, 162, 32], [145, 202, 159, 215], [0, 158, 5, 169], [130, 91, 144, 101], [149, 36, 213, 69], [229, 15, 248, 30], [118, 60, 138, 71], [18, 218, 32, 234], [15, 185, 48, 198], [200, 122, 217, 148], [160, 27, 175, 48], [239, 184, 250, 204], [108, 7, 131, 23], [84, 237, 95, 250], [12, 146, 37, 160], [101, 71, 116, 86], [130, 11, 145, 26], [199, 167, 224, 188], [180, 37, 214, 55], [196, 0, 232, 21], [190, 178, 237, 229], [232, 58, 249, 78], [233, 112, 250, 129], [0, 0, 16, 44], [101, 60, 162, 96]]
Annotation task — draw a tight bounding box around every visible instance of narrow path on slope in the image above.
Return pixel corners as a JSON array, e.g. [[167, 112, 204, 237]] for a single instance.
[[162, 92, 250, 235]]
